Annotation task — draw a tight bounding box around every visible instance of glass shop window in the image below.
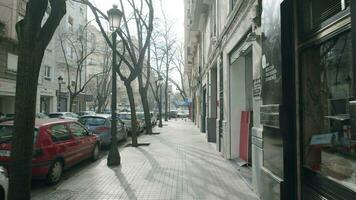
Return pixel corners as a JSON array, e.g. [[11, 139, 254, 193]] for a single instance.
[[302, 31, 356, 191]]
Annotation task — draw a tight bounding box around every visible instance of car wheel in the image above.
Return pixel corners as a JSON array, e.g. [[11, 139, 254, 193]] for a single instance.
[[91, 144, 100, 161], [46, 160, 63, 185]]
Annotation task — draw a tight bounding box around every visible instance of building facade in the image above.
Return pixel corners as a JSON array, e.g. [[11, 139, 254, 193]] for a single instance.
[[0, 0, 88, 115], [185, 0, 356, 199], [185, 0, 263, 195], [54, 1, 88, 113]]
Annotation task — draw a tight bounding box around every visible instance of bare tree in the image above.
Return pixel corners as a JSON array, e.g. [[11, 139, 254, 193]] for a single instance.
[[171, 43, 188, 100], [58, 25, 101, 112], [157, 1, 176, 121], [75, 0, 154, 166], [9, 0, 66, 199], [87, 44, 112, 113]]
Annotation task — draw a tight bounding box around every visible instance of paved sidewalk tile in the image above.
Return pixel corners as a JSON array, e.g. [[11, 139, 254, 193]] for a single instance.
[[32, 120, 259, 200]]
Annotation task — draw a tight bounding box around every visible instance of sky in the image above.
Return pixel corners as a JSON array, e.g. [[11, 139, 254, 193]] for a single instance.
[[90, 0, 185, 89], [91, 0, 184, 40]]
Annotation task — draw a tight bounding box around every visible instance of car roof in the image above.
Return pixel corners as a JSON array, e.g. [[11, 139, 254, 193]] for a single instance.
[[80, 114, 111, 119], [0, 118, 77, 127]]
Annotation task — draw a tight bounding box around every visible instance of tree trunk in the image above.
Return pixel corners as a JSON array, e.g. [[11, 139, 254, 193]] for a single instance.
[[97, 98, 104, 113], [8, 1, 66, 199], [125, 82, 138, 147], [97, 103, 102, 113], [9, 50, 41, 200], [139, 87, 152, 134], [164, 76, 168, 121], [138, 75, 152, 134], [69, 94, 75, 112], [158, 85, 163, 127]]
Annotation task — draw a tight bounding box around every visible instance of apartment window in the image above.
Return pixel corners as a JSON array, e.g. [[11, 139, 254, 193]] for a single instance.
[[44, 65, 52, 80], [7, 53, 18, 72], [80, 7, 84, 15]]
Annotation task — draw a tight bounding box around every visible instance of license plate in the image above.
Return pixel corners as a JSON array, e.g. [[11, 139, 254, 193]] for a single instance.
[[0, 150, 10, 157]]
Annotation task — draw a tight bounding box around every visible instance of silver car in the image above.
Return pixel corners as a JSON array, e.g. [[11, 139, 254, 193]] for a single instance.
[[48, 112, 79, 120], [79, 114, 127, 146], [78, 114, 127, 146]]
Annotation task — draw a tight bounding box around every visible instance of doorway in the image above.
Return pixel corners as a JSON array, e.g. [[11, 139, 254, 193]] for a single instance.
[[229, 48, 253, 162], [201, 86, 207, 133], [40, 96, 51, 114]]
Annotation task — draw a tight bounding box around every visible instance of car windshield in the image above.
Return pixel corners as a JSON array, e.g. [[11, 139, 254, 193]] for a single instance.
[[48, 113, 62, 118], [0, 125, 38, 143], [119, 113, 131, 120], [79, 117, 106, 126]]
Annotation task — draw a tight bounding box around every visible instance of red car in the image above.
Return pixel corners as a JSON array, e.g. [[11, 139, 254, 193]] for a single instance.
[[0, 119, 100, 185]]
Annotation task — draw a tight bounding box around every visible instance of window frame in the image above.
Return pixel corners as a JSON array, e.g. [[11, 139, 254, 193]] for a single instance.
[[299, 28, 356, 199], [44, 65, 52, 80], [68, 122, 89, 138], [48, 124, 72, 142]]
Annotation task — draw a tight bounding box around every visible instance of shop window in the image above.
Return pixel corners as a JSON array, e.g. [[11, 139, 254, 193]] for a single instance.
[[301, 31, 356, 192]]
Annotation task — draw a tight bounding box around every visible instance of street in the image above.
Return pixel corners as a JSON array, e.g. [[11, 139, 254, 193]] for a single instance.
[[31, 120, 258, 200]]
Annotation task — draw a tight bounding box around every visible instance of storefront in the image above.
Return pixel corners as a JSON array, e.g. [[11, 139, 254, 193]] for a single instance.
[[298, 0, 355, 199], [260, 0, 356, 199]]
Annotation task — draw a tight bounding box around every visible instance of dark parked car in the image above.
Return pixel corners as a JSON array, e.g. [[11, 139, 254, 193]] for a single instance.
[[79, 114, 127, 146], [118, 112, 144, 133], [169, 110, 178, 118], [0, 119, 100, 185]]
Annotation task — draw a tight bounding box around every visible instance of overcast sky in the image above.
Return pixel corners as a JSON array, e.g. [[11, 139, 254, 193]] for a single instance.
[[90, 0, 185, 90], [91, 0, 184, 40], [88, 0, 184, 92]]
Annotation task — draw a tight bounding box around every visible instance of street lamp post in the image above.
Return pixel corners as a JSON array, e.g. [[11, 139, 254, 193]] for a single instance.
[[107, 5, 122, 166], [57, 76, 63, 112], [168, 90, 171, 120], [156, 75, 163, 127]]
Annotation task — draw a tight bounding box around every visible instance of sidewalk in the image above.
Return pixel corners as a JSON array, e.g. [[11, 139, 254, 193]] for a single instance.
[[32, 120, 259, 200]]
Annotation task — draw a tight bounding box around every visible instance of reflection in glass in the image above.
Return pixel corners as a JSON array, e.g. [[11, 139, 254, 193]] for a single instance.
[[302, 32, 356, 191]]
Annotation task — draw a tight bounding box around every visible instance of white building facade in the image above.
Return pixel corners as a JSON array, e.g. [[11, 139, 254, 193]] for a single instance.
[[184, 0, 263, 197], [0, 0, 88, 115]]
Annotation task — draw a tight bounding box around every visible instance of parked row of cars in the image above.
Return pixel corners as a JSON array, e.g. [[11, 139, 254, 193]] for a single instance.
[[0, 118, 100, 200], [0, 110, 159, 194]]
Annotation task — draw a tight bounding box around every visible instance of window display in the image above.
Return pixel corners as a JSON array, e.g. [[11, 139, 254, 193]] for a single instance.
[[302, 31, 356, 191]]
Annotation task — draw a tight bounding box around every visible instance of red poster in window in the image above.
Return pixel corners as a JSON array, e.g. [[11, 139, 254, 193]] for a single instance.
[[239, 111, 251, 162]]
